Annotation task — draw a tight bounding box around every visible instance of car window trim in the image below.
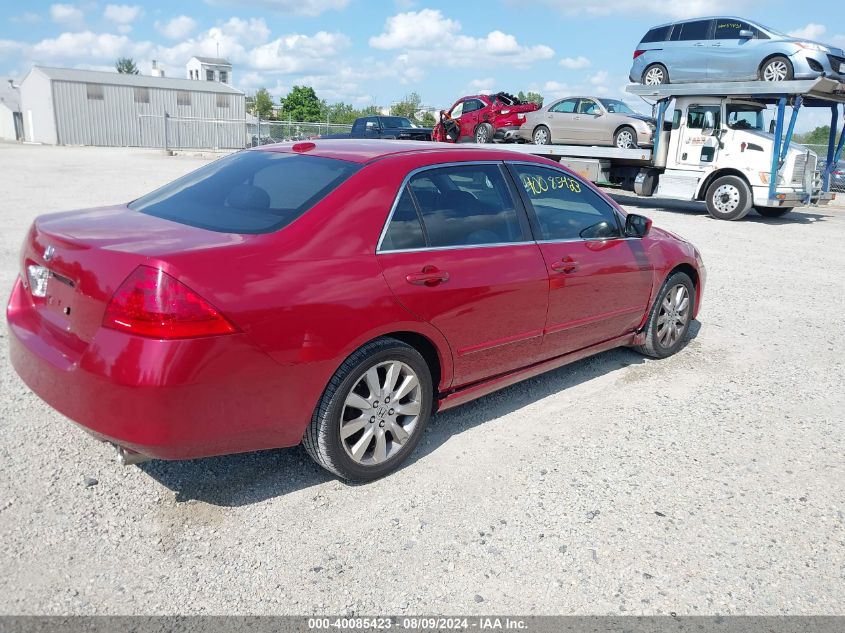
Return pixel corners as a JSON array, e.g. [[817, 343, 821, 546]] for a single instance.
[[504, 161, 626, 242], [375, 161, 534, 254]]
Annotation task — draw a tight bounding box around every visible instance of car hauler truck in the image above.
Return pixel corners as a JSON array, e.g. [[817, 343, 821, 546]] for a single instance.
[[468, 78, 845, 220]]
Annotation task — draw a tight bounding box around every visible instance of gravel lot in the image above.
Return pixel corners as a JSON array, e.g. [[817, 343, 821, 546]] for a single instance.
[[1, 143, 843, 616]]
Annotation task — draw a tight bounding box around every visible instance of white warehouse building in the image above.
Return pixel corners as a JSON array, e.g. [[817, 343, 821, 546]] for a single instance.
[[19, 66, 246, 149]]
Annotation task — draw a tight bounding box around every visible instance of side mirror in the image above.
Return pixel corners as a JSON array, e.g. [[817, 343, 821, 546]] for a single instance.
[[738, 29, 754, 39], [769, 120, 776, 133], [625, 213, 652, 238]]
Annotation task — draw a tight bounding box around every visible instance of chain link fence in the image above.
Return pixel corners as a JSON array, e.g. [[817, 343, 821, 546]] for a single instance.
[[246, 119, 352, 146], [137, 115, 354, 151]]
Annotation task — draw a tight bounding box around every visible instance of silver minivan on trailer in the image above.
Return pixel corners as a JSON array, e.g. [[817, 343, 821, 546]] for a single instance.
[[629, 17, 845, 85]]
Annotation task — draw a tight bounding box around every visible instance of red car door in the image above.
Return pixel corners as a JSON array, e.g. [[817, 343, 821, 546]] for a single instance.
[[507, 162, 654, 356], [377, 163, 549, 388], [458, 99, 483, 140]]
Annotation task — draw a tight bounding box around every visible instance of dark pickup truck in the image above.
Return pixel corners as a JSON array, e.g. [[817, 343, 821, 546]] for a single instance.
[[323, 116, 432, 141]]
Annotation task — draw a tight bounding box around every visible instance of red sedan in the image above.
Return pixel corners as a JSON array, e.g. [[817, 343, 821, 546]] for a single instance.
[[7, 140, 705, 481]]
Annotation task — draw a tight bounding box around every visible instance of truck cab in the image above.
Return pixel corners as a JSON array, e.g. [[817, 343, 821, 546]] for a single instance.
[[653, 95, 823, 217]]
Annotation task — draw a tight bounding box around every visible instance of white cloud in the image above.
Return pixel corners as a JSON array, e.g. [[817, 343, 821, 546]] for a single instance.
[[370, 9, 553, 70], [467, 78, 495, 94], [203, 0, 349, 17], [589, 70, 608, 85], [155, 15, 197, 40], [11, 12, 42, 25], [788, 23, 826, 40], [541, 81, 570, 99], [30, 31, 151, 63], [559, 55, 590, 70], [249, 32, 351, 72], [50, 4, 84, 27], [104, 4, 143, 25]]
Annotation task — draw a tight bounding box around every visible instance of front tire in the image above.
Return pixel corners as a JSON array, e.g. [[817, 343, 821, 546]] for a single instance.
[[705, 175, 753, 220], [643, 64, 669, 85], [303, 337, 433, 482], [755, 206, 793, 218], [614, 126, 638, 149], [634, 272, 695, 359], [760, 56, 794, 82]]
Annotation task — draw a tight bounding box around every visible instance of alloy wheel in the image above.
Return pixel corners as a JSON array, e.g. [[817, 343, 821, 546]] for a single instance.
[[657, 284, 690, 348], [644, 67, 664, 85], [762, 60, 789, 82], [616, 130, 635, 148], [534, 128, 549, 145], [713, 183, 741, 214], [340, 361, 422, 466], [476, 126, 489, 143]]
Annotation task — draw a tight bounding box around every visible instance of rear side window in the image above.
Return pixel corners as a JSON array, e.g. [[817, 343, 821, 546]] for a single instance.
[[129, 151, 360, 234], [641, 25, 672, 43], [672, 20, 712, 41], [550, 99, 578, 114], [380, 164, 525, 251], [510, 164, 621, 241]]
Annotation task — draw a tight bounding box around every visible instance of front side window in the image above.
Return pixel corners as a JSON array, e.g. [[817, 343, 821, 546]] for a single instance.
[[550, 98, 578, 114], [381, 164, 524, 250], [129, 151, 360, 234], [599, 99, 636, 115], [449, 101, 464, 119], [673, 20, 712, 41], [510, 164, 621, 241], [687, 105, 721, 129], [714, 19, 767, 39], [578, 99, 600, 115]]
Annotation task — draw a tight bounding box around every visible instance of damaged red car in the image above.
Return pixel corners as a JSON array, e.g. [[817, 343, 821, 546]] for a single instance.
[[7, 140, 705, 481], [433, 92, 540, 143]]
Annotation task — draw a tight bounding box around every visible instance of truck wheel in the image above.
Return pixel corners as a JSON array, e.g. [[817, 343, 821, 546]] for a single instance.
[[302, 337, 433, 482], [533, 126, 551, 145], [474, 123, 494, 144], [705, 175, 752, 220], [755, 206, 793, 218], [760, 56, 793, 82], [614, 126, 638, 149], [643, 64, 668, 85]]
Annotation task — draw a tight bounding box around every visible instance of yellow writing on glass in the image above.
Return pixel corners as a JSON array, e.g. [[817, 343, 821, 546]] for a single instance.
[[521, 174, 582, 196]]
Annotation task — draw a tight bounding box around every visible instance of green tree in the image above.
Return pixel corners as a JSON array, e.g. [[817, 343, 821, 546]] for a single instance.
[[279, 85, 323, 122], [525, 91, 543, 107], [251, 88, 274, 119], [420, 111, 436, 126], [795, 125, 840, 146], [115, 57, 139, 75], [391, 92, 423, 119]]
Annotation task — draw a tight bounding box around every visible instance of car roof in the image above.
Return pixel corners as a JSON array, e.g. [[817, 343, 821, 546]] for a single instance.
[[253, 139, 549, 165]]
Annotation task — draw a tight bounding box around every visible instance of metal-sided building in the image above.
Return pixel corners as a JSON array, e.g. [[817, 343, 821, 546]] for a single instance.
[[19, 66, 245, 149]]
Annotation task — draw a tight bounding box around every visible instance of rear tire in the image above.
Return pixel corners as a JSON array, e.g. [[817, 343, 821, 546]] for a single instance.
[[474, 123, 494, 144], [643, 64, 669, 85], [303, 337, 433, 482], [760, 56, 794, 82], [614, 126, 638, 149], [755, 206, 793, 218], [634, 272, 695, 359], [705, 175, 753, 220], [533, 125, 551, 145]]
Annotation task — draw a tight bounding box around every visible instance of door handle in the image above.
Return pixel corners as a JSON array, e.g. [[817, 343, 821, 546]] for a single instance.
[[551, 259, 579, 273], [406, 266, 450, 286], [711, 43, 722, 47], [694, 42, 705, 47]]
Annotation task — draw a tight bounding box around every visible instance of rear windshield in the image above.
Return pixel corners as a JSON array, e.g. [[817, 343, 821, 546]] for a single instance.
[[380, 116, 415, 128], [129, 151, 359, 234]]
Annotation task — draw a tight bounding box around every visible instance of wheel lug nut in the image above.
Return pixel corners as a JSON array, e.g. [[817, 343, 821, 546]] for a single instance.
[[388, 409, 394, 415], [385, 396, 390, 403], [370, 417, 376, 423], [373, 401, 379, 407]]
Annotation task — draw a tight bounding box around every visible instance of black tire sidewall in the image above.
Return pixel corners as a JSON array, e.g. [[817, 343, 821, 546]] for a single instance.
[[755, 206, 793, 218], [706, 175, 752, 220], [615, 126, 638, 148], [761, 56, 794, 81], [318, 343, 433, 481], [645, 273, 695, 358], [534, 126, 550, 145]]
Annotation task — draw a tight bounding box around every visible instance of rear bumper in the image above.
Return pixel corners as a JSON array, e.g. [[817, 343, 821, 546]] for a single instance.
[[7, 277, 310, 460], [494, 126, 522, 142]]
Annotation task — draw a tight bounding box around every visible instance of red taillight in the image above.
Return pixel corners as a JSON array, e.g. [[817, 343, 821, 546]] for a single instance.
[[103, 265, 236, 339], [633, 49, 646, 59]]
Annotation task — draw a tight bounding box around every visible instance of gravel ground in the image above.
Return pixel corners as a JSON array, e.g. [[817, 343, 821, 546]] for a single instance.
[[1, 143, 843, 616]]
